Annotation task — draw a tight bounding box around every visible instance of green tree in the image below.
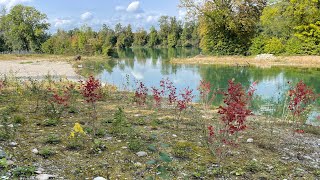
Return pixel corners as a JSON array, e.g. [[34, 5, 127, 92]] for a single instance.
[[0, 5, 50, 52], [158, 16, 170, 46], [133, 28, 148, 47], [147, 26, 160, 47], [124, 25, 134, 48], [254, 0, 320, 55], [180, 0, 266, 54]]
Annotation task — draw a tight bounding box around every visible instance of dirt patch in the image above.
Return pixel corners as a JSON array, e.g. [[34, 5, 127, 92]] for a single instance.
[[0, 60, 81, 80]]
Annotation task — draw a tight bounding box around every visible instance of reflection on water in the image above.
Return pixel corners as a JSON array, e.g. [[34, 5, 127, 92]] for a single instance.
[[91, 48, 320, 126]]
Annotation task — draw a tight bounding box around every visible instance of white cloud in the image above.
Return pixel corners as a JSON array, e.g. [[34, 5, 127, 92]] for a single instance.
[[0, 0, 32, 9], [115, 5, 125, 11], [131, 71, 144, 80], [126, 1, 143, 13], [80, 11, 93, 21], [178, 10, 187, 20], [135, 14, 143, 19], [54, 18, 73, 28], [146, 15, 158, 23]]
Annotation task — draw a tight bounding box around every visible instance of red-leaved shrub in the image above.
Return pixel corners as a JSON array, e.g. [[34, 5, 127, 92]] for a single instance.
[[288, 80, 316, 133]]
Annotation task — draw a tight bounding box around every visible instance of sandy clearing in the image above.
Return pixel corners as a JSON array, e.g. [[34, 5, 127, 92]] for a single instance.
[[0, 60, 81, 80], [172, 55, 320, 68]]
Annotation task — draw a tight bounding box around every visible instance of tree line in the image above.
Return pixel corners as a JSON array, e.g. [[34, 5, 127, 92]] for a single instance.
[[0, 2, 319, 56], [180, 0, 320, 55], [0, 5, 200, 56], [41, 18, 200, 56]]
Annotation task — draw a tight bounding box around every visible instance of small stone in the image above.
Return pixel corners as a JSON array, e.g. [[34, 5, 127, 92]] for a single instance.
[[77, 64, 83, 68], [117, 140, 122, 142], [35, 174, 55, 180], [172, 134, 177, 138], [35, 171, 42, 174], [115, 151, 122, 154], [93, 177, 106, 180], [32, 148, 39, 154], [9, 142, 17, 147], [134, 114, 141, 117], [37, 167, 45, 172], [134, 162, 142, 166], [246, 138, 253, 143], [8, 124, 14, 128], [136, 151, 147, 157], [0, 150, 6, 158], [281, 156, 290, 160], [6, 160, 14, 166], [121, 146, 127, 149]]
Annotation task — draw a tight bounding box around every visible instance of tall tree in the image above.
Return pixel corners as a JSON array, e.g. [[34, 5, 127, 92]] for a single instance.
[[0, 5, 50, 52], [133, 28, 148, 47], [180, 0, 266, 54], [148, 26, 160, 47]]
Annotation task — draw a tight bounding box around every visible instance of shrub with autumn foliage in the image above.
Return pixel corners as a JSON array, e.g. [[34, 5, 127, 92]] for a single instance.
[[198, 80, 215, 111], [288, 81, 316, 133], [45, 85, 72, 120], [207, 80, 256, 165], [175, 87, 195, 127], [134, 81, 148, 106], [80, 76, 102, 135]]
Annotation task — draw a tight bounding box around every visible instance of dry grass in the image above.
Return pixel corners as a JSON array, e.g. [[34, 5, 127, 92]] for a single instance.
[[0, 54, 109, 62], [172, 55, 320, 68]]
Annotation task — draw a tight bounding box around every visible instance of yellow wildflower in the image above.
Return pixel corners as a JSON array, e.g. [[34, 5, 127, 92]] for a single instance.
[[73, 123, 85, 134], [69, 131, 75, 138]]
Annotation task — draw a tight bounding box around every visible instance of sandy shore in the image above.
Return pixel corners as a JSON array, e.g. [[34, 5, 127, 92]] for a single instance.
[[0, 60, 81, 80], [172, 55, 320, 68]]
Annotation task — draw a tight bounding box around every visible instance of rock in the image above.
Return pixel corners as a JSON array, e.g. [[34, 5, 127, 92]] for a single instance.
[[246, 138, 254, 143], [136, 151, 147, 157], [8, 124, 14, 128], [74, 55, 81, 61], [35, 167, 45, 174], [281, 156, 290, 160], [77, 64, 83, 68], [6, 160, 14, 166], [121, 146, 127, 149], [32, 148, 39, 154], [134, 162, 142, 166], [255, 54, 275, 61], [0, 150, 6, 158], [35, 174, 55, 180], [172, 134, 177, 138], [93, 177, 106, 180], [9, 142, 17, 147]]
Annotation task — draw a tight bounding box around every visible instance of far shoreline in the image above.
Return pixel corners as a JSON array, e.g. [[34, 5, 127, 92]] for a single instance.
[[171, 55, 320, 68]]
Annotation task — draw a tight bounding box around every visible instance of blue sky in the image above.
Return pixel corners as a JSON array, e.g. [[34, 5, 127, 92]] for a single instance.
[[0, 0, 186, 32]]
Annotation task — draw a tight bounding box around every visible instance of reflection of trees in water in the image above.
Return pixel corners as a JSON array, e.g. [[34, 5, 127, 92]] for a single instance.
[[198, 66, 252, 104], [199, 66, 320, 106], [78, 59, 117, 77]]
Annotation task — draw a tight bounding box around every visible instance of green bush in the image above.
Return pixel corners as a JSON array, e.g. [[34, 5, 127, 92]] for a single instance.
[[172, 141, 197, 159], [39, 147, 55, 159], [128, 138, 144, 152], [249, 35, 266, 55], [285, 37, 303, 54], [264, 37, 285, 54], [13, 115, 26, 124], [45, 134, 61, 144], [13, 166, 36, 177]]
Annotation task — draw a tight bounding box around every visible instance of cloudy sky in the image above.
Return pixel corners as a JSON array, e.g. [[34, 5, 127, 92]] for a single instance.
[[0, 0, 186, 32]]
